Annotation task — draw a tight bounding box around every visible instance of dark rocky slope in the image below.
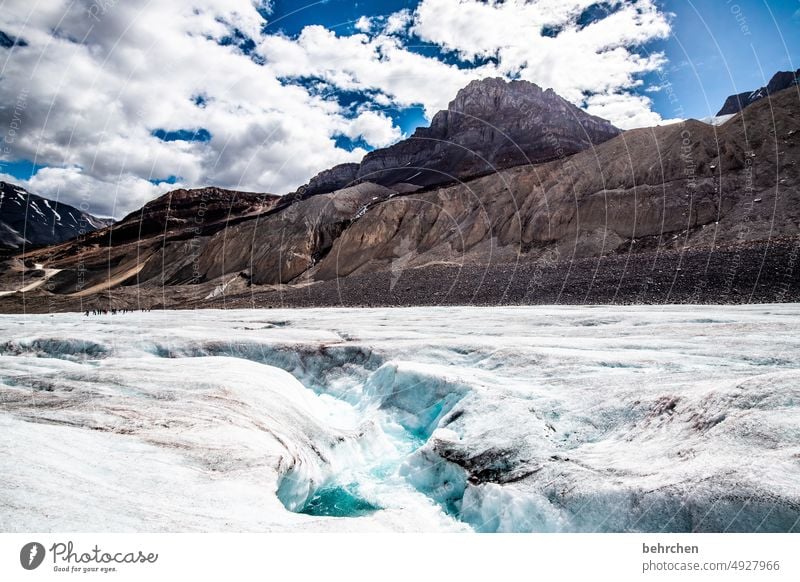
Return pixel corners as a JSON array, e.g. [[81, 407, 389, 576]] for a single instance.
[[154, 78, 623, 287]]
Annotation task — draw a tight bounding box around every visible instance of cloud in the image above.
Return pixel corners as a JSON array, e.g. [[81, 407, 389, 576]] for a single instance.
[[354, 16, 373, 33], [0, 0, 388, 216], [384, 9, 413, 35], [645, 83, 670, 93], [0, 167, 174, 219], [411, 0, 671, 111], [0, 0, 675, 217]]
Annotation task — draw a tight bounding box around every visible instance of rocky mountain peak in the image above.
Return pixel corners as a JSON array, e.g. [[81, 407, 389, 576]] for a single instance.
[[424, 77, 615, 139], [294, 163, 360, 199], [290, 77, 621, 197]]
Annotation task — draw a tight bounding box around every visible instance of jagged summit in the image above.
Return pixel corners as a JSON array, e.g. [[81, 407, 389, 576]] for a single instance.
[[436, 77, 554, 119], [355, 77, 620, 190]]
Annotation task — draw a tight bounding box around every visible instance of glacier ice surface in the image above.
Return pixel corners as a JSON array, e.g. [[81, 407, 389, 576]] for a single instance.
[[1, 305, 799, 532]]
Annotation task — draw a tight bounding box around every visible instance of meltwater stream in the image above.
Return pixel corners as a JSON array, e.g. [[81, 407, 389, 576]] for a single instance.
[[1, 306, 799, 532]]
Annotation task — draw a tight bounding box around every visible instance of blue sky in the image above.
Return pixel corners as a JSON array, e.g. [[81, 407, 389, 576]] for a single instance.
[[0, 0, 798, 216]]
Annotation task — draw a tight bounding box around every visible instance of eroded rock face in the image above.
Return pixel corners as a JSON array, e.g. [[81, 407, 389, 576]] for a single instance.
[[355, 78, 621, 190], [0, 186, 279, 294], [195, 182, 397, 285]]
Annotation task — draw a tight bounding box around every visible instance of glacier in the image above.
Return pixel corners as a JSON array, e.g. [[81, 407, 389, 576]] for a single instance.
[[0, 305, 799, 533]]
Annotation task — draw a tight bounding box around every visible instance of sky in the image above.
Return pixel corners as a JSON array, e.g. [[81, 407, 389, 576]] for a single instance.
[[0, 0, 798, 218]]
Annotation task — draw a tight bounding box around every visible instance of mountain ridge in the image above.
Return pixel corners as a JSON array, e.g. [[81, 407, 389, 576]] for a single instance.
[[1, 75, 798, 309]]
